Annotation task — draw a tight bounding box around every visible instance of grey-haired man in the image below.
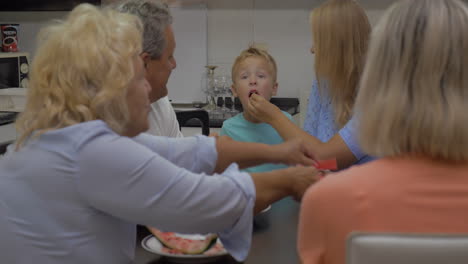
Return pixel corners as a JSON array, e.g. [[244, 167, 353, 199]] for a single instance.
[[115, 0, 183, 137]]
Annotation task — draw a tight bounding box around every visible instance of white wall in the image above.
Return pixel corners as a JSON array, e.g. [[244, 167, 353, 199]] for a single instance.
[[0, 7, 208, 104], [0, 0, 396, 103], [207, 0, 314, 100], [204, 0, 394, 126], [0, 11, 68, 57], [206, 0, 395, 100]]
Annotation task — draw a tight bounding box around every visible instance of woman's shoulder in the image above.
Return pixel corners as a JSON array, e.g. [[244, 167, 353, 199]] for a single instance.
[[19, 121, 121, 161], [303, 160, 394, 201], [48, 120, 120, 150]]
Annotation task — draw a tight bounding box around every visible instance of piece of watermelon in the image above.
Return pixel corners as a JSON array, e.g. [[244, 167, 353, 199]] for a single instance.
[[248, 89, 259, 97], [148, 227, 218, 255], [315, 159, 338, 171]]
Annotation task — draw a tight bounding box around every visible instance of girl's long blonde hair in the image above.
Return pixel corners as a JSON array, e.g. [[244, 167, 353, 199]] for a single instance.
[[356, 0, 468, 162], [15, 4, 143, 149], [310, 0, 370, 128]]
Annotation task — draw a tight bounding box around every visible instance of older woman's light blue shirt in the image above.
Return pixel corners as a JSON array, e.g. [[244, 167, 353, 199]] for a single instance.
[[0, 120, 255, 263]]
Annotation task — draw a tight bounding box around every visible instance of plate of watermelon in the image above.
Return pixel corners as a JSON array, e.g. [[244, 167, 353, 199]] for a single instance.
[[142, 228, 228, 263]]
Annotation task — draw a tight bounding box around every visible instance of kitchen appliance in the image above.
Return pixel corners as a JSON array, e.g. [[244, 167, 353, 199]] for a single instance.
[[0, 52, 29, 89]]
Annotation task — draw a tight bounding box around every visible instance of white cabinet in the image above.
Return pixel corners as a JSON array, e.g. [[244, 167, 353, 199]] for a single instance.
[[0, 123, 16, 145]]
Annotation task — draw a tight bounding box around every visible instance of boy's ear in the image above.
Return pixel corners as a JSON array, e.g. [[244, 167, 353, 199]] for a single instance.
[[272, 82, 279, 96], [230, 84, 239, 97]]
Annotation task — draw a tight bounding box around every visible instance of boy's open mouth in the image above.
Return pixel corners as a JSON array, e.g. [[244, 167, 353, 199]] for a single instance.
[[248, 89, 259, 98]]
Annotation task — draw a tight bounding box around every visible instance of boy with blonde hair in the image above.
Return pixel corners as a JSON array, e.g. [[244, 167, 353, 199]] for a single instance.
[[221, 47, 293, 173]]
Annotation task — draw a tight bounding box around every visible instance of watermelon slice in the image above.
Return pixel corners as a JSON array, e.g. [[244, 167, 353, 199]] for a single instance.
[[314, 159, 338, 171], [148, 227, 218, 255], [248, 89, 259, 97]]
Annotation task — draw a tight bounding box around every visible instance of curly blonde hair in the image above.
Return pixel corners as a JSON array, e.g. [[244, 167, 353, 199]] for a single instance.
[[15, 4, 143, 149], [356, 0, 468, 162]]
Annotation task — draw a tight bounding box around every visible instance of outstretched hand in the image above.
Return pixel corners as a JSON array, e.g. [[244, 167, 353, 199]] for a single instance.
[[285, 165, 322, 201], [247, 93, 282, 124], [276, 138, 318, 167]]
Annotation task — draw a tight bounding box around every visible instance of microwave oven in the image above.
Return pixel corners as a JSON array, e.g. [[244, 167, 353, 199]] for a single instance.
[[0, 52, 29, 89]]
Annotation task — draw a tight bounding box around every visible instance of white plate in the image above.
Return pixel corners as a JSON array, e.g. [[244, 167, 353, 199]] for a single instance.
[[141, 234, 228, 264]]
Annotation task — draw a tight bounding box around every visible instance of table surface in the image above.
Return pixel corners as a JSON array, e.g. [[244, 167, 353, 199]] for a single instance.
[[133, 197, 301, 264]]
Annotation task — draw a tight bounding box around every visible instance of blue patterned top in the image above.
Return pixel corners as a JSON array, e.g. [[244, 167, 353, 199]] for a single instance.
[[304, 80, 337, 142], [303, 80, 374, 165]]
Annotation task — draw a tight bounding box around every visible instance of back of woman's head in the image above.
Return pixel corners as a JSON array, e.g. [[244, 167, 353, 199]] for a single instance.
[[310, 0, 371, 128], [16, 4, 143, 148], [356, 0, 468, 162]]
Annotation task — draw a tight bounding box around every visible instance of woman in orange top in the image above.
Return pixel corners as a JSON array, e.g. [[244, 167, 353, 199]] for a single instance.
[[298, 0, 468, 263]]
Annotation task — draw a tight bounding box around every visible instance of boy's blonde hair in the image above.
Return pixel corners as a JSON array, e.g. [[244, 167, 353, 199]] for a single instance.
[[310, 0, 370, 128], [231, 46, 278, 84], [15, 4, 143, 149], [356, 0, 468, 162]]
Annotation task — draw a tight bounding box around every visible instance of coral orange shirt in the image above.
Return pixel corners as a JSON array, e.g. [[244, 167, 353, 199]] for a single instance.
[[298, 157, 468, 264]]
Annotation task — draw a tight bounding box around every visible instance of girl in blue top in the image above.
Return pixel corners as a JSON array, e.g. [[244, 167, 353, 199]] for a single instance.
[[248, 0, 373, 170]]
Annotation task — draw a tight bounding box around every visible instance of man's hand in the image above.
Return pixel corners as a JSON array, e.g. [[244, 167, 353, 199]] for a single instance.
[[285, 166, 322, 201]]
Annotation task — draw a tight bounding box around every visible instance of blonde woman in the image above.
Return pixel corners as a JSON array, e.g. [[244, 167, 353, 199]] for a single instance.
[[298, 0, 468, 263], [248, 0, 372, 169], [0, 4, 321, 263]]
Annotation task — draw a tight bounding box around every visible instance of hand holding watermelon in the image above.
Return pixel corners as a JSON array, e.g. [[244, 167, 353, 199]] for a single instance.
[[283, 165, 322, 201], [246, 93, 282, 125], [314, 159, 338, 171], [273, 138, 317, 167]]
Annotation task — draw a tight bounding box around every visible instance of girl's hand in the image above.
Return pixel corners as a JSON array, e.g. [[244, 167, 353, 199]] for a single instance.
[[275, 138, 318, 167], [247, 94, 282, 124]]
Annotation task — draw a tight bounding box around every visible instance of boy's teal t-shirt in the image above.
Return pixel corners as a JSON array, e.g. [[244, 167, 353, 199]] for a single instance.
[[220, 111, 293, 173]]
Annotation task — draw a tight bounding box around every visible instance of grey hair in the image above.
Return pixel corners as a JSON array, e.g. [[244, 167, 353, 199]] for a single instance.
[[114, 0, 173, 59]]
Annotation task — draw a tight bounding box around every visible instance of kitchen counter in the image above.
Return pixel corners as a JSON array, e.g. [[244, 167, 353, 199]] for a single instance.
[[133, 197, 301, 264], [0, 123, 16, 152], [0, 112, 19, 150], [174, 97, 300, 128]]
